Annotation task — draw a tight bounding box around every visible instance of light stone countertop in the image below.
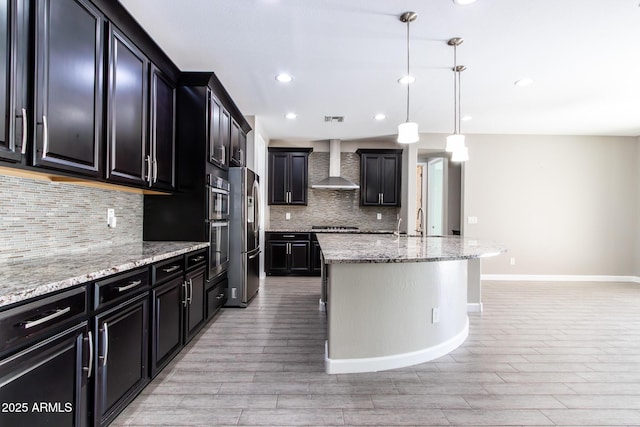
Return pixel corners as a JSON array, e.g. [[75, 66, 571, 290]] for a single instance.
[[0, 241, 209, 308], [316, 234, 506, 264], [267, 228, 394, 234]]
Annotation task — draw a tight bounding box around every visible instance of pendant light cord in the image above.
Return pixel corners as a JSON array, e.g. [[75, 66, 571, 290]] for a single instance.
[[453, 44, 458, 135], [406, 19, 411, 122]]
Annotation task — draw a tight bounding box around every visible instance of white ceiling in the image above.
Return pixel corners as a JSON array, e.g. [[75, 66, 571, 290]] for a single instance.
[[119, 0, 640, 141]]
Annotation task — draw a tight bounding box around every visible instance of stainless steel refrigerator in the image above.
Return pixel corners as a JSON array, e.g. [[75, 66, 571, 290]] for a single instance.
[[226, 167, 261, 307]]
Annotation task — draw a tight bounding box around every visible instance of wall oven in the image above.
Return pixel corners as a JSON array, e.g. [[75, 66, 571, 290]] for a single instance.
[[207, 175, 230, 278]]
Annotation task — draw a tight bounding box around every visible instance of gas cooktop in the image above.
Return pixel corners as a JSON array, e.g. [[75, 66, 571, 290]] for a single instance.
[[311, 226, 359, 231]]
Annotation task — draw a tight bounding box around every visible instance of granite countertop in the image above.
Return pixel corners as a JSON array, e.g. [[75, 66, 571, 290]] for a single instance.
[[267, 228, 394, 234], [0, 241, 209, 308], [316, 234, 506, 264]]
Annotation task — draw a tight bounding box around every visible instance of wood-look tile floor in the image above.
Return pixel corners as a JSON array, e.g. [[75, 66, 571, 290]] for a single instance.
[[112, 278, 640, 426]]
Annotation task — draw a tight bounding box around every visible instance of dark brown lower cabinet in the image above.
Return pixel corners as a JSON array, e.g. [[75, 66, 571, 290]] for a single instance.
[[206, 275, 228, 318], [184, 267, 206, 343], [94, 293, 149, 427], [0, 323, 89, 427], [266, 232, 320, 276], [150, 276, 183, 378]]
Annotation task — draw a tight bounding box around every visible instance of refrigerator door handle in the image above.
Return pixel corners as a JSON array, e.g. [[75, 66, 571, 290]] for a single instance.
[[248, 250, 261, 260]]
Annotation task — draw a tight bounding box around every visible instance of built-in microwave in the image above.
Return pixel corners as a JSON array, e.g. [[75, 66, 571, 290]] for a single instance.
[[207, 175, 230, 221], [209, 220, 229, 278]]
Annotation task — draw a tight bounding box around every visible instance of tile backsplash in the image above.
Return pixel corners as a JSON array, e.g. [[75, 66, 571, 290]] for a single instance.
[[269, 152, 399, 230], [0, 175, 143, 262]]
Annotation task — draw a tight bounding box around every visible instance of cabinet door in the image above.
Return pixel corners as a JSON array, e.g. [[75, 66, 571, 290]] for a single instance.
[[150, 277, 183, 378], [361, 154, 382, 205], [208, 92, 226, 168], [184, 267, 206, 343], [0, 323, 89, 427], [220, 108, 231, 167], [106, 26, 148, 186], [239, 129, 247, 167], [311, 240, 322, 275], [289, 241, 310, 273], [230, 118, 241, 166], [0, 0, 28, 162], [380, 154, 400, 206], [149, 65, 175, 190], [34, 0, 103, 176], [289, 153, 308, 205], [268, 152, 289, 205], [95, 295, 149, 427], [266, 241, 288, 274]]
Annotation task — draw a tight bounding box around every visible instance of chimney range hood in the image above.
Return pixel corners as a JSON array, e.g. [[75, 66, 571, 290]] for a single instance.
[[311, 139, 359, 190]]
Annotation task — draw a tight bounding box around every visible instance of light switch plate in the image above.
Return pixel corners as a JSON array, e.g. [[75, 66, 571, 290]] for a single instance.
[[467, 216, 478, 224]]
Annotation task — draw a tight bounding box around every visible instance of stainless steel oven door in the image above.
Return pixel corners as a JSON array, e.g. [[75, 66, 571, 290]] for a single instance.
[[209, 221, 229, 278], [208, 186, 230, 221]]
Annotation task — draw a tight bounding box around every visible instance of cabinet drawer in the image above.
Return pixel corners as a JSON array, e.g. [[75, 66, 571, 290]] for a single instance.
[[267, 232, 310, 241], [94, 268, 149, 311], [207, 279, 227, 318], [0, 287, 87, 356], [186, 249, 207, 271], [152, 256, 185, 284]]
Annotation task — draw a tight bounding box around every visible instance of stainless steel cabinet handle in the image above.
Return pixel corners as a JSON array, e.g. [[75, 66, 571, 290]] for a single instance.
[[162, 265, 181, 273], [216, 294, 224, 300], [287, 242, 291, 255], [23, 307, 71, 329], [42, 115, 49, 155], [146, 155, 152, 184], [239, 148, 244, 165], [85, 331, 94, 378], [282, 235, 295, 238], [20, 109, 27, 154], [191, 255, 205, 262], [117, 280, 142, 292], [102, 323, 109, 367], [221, 145, 226, 164], [187, 279, 193, 304], [153, 158, 158, 183], [182, 282, 188, 307]]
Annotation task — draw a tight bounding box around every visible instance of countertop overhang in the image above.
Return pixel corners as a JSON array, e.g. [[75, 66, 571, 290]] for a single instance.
[[0, 241, 209, 308], [316, 234, 506, 264]]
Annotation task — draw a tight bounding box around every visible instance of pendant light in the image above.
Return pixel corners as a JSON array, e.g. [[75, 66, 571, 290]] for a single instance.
[[446, 37, 469, 161], [397, 11, 419, 144]]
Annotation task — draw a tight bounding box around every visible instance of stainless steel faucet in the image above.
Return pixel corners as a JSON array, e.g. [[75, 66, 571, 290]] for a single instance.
[[394, 216, 402, 236], [416, 207, 424, 236]]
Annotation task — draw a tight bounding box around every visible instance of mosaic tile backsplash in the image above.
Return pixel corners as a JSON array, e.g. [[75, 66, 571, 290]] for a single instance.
[[269, 152, 399, 230], [0, 175, 143, 262]]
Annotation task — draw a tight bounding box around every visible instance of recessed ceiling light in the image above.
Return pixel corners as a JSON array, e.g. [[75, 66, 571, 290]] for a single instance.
[[461, 115, 472, 121], [374, 114, 386, 121], [285, 112, 297, 119], [514, 78, 534, 87], [398, 75, 415, 85], [453, 0, 477, 4], [275, 73, 293, 83]]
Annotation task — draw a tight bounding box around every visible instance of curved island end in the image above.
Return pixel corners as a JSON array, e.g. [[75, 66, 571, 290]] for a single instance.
[[316, 234, 505, 374]]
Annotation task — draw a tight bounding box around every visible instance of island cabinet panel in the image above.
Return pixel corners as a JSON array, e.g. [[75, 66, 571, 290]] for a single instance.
[[33, 0, 104, 176], [356, 149, 402, 207], [267, 148, 312, 205], [0, 0, 28, 163], [106, 25, 149, 186]]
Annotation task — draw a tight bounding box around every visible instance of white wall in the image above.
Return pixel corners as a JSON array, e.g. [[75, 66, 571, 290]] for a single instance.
[[460, 134, 638, 277]]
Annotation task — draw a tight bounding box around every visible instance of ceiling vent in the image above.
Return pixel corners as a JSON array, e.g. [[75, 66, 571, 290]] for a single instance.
[[324, 115, 344, 123]]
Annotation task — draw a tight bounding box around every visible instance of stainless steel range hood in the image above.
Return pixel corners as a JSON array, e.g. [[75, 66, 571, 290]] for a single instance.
[[311, 139, 359, 190]]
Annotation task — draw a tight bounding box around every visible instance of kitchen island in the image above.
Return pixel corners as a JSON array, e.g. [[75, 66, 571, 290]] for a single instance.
[[317, 234, 505, 374]]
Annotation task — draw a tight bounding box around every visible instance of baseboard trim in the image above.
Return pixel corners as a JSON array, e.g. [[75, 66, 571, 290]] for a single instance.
[[482, 274, 640, 284], [467, 302, 483, 313], [324, 318, 469, 374]]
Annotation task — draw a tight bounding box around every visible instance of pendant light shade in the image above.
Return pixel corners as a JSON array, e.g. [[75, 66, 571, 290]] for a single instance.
[[451, 146, 469, 162], [397, 12, 418, 144], [445, 134, 465, 152], [397, 122, 419, 144]]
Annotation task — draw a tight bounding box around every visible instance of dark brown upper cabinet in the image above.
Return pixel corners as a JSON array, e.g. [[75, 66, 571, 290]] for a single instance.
[[33, 0, 104, 176], [356, 149, 402, 207], [149, 65, 176, 190], [106, 25, 149, 186], [268, 148, 312, 205], [230, 118, 246, 167], [208, 92, 227, 169], [0, 0, 28, 163]]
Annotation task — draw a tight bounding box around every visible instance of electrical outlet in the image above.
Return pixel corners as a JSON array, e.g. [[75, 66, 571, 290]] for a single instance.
[[432, 307, 440, 324], [467, 216, 478, 224], [510, 257, 516, 265], [107, 208, 116, 228], [285, 212, 291, 220], [376, 213, 382, 220]]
